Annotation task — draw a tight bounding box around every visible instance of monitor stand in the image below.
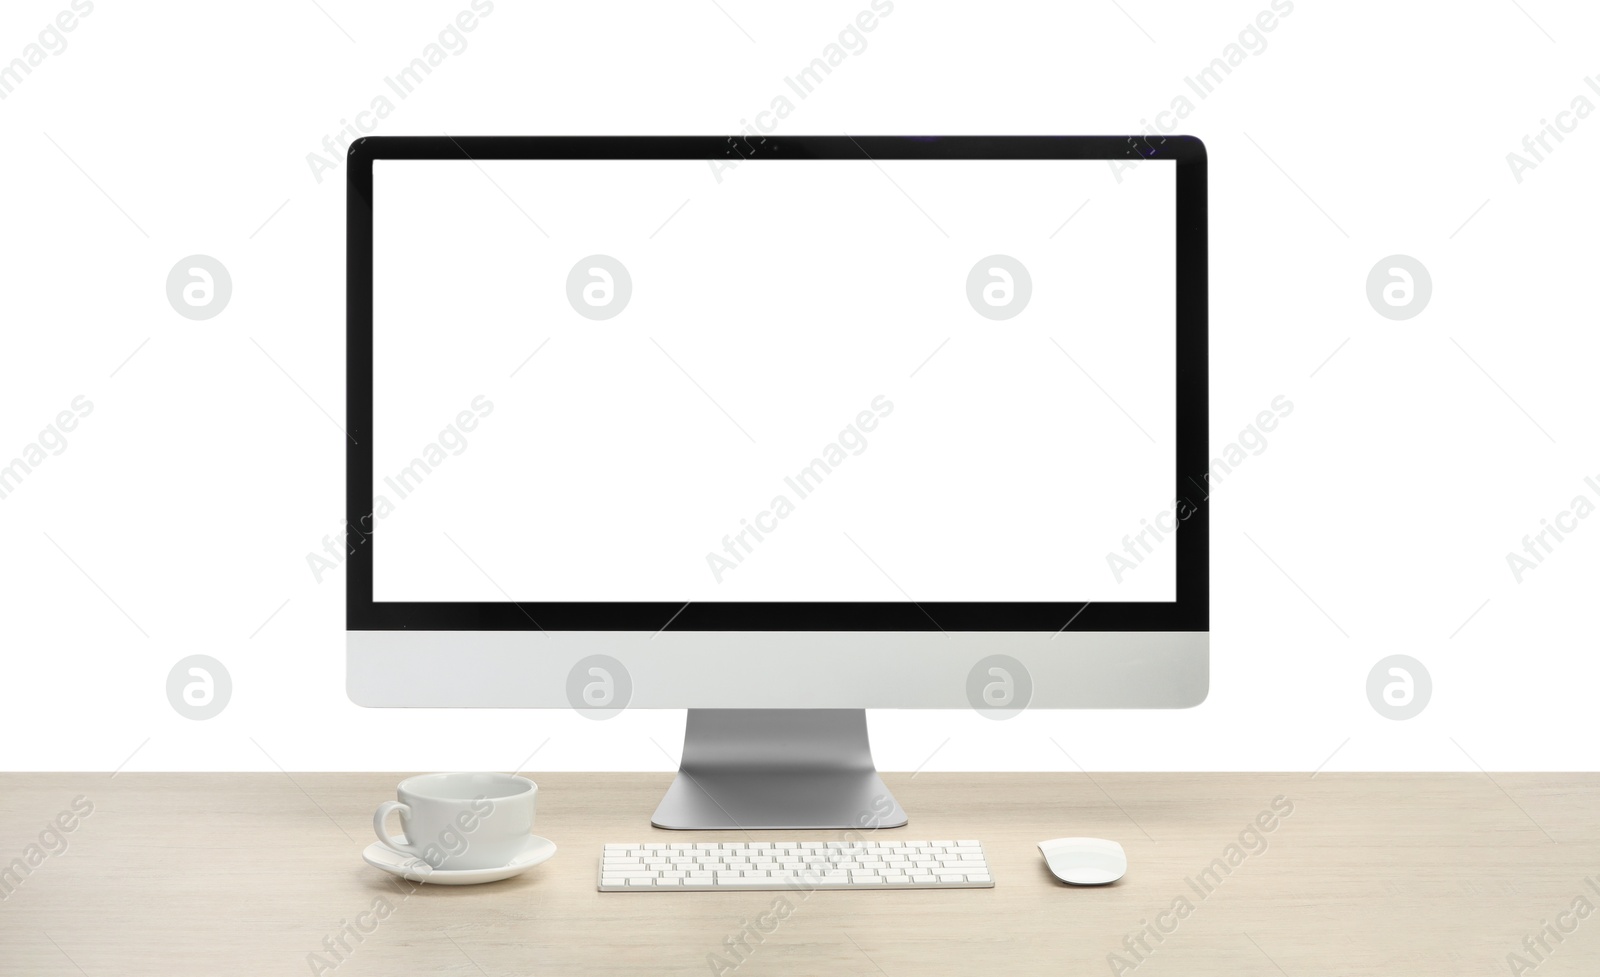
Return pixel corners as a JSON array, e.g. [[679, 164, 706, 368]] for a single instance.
[[651, 709, 909, 830]]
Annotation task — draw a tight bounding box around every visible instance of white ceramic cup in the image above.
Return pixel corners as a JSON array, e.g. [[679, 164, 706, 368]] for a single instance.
[[372, 773, 537, 871]]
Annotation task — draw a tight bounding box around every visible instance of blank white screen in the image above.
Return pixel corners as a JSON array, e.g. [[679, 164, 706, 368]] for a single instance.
[[372, 157, 1176, 603]]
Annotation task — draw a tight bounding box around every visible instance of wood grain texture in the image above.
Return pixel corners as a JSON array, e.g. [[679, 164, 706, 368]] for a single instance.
[[0, 773, 1595, 976]]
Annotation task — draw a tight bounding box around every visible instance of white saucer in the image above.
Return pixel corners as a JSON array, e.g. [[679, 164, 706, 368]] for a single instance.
[[362, 835, 557, 885]]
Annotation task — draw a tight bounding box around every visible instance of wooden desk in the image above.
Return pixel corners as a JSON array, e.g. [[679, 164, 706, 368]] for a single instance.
[[0, 773, 1594, 975]]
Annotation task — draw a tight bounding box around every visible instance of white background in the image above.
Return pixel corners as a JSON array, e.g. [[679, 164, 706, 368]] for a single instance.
[[372, 158, 1175, 602], [0, 0, 1594, 773]]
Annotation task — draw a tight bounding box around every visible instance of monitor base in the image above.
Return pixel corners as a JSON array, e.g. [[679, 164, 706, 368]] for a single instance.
[[651, 709, 908, 830]]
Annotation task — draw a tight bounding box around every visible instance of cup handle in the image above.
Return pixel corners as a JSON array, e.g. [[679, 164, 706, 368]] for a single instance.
[[373, 801, 415, 854]]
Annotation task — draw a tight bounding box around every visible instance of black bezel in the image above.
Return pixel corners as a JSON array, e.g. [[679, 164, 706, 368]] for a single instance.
[[347, 135, 1208, 632]]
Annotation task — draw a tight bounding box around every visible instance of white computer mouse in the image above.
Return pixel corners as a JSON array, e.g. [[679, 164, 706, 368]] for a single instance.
[[1038, 837, 1127, 885]]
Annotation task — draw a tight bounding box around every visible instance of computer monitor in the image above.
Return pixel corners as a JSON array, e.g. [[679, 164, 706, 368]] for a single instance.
[[346, 135, 1208, 829]]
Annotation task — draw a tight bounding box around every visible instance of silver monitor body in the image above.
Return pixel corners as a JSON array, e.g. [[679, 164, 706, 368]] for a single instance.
[[346, 136, 1209, 828]]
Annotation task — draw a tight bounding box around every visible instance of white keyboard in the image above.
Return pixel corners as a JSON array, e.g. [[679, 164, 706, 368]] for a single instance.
[[598, 840, 994, 891]]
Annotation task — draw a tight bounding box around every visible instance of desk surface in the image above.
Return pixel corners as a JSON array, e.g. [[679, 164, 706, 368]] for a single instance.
[[0, 772, 1595, 976]]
